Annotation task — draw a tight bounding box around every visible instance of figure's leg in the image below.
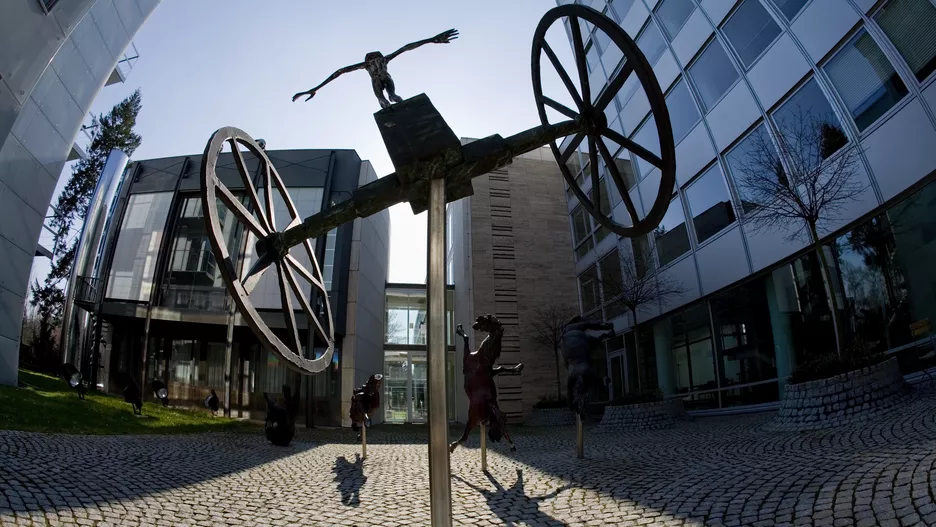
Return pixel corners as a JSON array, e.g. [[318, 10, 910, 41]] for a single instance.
[[384, 76, 404, 104], [372, 77, 391, 108], [449, 410, 479, 453]]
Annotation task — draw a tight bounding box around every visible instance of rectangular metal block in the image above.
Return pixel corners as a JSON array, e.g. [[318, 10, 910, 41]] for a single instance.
[[373, 93, 461, 184]]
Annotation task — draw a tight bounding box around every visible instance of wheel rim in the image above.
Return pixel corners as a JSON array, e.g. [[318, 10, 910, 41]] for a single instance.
[[532, 4, 677, 238], [200, 126, 335, 374]]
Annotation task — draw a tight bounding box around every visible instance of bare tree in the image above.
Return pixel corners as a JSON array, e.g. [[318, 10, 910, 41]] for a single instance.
[[733, 110, 866, 355], [599, 247, 685, 391], [530, 302, 579, 400]]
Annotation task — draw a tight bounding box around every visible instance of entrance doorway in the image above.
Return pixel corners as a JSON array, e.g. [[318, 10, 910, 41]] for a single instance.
[[383, 350, 428, 423]]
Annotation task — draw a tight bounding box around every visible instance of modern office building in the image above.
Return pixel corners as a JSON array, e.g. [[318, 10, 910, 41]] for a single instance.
[[559, 0, 936, 411], [446, 143, 580, 423], [66, 147, 389, 427], [0, 0, 159, 386]]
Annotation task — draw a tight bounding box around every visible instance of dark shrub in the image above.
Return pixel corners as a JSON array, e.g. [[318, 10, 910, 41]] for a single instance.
[[789, 339, 887, 385]]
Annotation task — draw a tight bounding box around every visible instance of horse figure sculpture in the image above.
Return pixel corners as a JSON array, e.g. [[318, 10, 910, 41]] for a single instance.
[[350, 373, 383, 439], [265, 384, 300, 446], [449, 314, 523, 454], [560, 316, 614, 419]]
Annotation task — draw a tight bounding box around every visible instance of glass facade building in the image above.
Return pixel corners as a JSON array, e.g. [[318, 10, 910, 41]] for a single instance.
[[70, 148, 389, 427], [0, 0, 160, 386], [559, 0, 936, 410]]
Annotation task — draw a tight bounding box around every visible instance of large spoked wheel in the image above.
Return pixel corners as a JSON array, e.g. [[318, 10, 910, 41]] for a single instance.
[[532, 4, 676, 238], [200, 127, 335, 374]]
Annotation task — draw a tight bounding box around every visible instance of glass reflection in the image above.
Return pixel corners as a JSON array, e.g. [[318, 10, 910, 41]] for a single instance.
[[671, 304, 716, 407], [688, 40, 739, 112], [685, 165, 736, 243], [726, 124, 782, 216], [631, 116, 661, 178], [711, 276, 777, 390], [773, 79, 847, 161], [654, 196, 690, 267], [636, 20, 666, 66], [655, 0, 695, 41], [666, 79, 700, 143], [723, 0, 781, 68]]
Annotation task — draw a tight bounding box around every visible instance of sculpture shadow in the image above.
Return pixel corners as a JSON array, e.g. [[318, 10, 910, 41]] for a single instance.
[[453, 469, 570, 527], [332, 454, 367, 506]]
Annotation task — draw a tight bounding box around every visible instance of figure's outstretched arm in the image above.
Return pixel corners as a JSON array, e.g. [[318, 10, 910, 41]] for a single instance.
[[385, 29, 459, 61], [292, 62, 366, 102]]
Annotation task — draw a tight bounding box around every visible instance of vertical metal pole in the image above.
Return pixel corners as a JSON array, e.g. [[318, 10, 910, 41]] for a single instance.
[[427, 177, 452, 527], [223, 308, 235, 418], [480, 423, 487, 472], [576, 415, 584, 459], [139, 306, 153, 399], [361, 423, 367, 460]]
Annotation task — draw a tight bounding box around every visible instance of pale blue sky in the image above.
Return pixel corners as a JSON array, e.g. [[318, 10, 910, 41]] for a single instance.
[[36, 0, 578, 286]]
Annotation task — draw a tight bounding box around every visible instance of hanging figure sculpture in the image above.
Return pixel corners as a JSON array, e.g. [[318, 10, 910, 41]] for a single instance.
[[350, 374, 383, 439], [292, 29, 459, 109], [449, 314, 523, 454], [560, 316, 615, 419]]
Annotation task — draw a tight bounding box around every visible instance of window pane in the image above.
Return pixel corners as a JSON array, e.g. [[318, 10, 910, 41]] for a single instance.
[[656, 0, 696, 41], [608, 146, 637, 191], [579, 266, 601, 313], [594, 28, 612, 55], [637, 21, 666, 66], [824, 30, 908, 131], [611, 0, 635, 22], [726, 125, 785, 216], [773, 0, 808, 21], [575, 237, 595, 261], [773, 78, 848, 160], [598, 178, 612, 216], [631, 116, 661, 178], [599, 249, 623, 299], [686, 165, 736, 243], [723, 0, 782, 68], [875, 0, 936, 82], [688, 40, 740, 112], [572, 207, 590, 244], [655, 196, 691, 266], [586, 42, 600, 72], [666, 78, 701, 143], [632, 234, 651, 277]]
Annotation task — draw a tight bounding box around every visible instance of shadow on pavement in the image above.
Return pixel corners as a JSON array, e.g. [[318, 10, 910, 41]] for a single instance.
[[332, 454, 366, 506], [453, 468, 569, 527]]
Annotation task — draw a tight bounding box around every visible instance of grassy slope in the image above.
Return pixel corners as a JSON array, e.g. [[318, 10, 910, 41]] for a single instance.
[[0, 370, 255, 435]]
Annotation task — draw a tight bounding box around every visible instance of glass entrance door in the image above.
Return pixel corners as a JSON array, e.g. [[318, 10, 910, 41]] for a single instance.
[[383, 350, 429, 423]]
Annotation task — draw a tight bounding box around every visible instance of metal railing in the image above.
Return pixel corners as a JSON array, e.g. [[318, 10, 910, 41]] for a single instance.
[[73, 276, 103, 306], [158, 284, 231, 312]]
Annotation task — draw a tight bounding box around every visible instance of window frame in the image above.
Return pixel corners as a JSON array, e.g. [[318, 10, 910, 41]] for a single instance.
[[597, 248, 629, 321], [569, 177, 613, 261], [683, 163, 739, 247], [654, 0, 698, 42], [872, 0, 936, 86], [721, 0, 784, 71], [820, 26, 911, 136], [771, 0, 811, 24], [665, 76, 702, 144], [768, 75, 851, 163], [724, 122, 785, 220], [653, 194, 692, 268], [687, 37, 742, 113]]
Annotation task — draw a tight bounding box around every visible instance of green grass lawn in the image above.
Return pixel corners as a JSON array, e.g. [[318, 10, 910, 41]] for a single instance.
[[0, 370, 256, 436]]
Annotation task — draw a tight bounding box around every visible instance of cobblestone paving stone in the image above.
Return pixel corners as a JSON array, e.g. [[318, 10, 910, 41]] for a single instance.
[[5, 392, 936, 526]]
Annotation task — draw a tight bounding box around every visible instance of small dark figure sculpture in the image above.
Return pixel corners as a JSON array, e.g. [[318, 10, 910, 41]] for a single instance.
[[151, 380, 169, 407], [350, 374, 383, 439], [205, 389, 220, 416], [60, 363, 86, 399], [265, 384, 300, 446], [449, 314, 523, 454], [560, 316, 614, 419], [122, 376, 143, 415], [292, 29, 459, 109]]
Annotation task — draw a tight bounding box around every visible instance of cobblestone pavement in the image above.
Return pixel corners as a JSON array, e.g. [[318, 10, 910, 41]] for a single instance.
[[5, 393, 936, 527]]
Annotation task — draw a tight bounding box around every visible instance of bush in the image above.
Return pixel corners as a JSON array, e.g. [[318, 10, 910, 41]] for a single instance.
[[533, 395, 568, 409], [609, 389, 663, 406], [789, 339, 887, 385]]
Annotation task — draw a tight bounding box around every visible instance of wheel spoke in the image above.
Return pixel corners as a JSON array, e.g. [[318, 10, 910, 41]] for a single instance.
[[282, 261, 329, 345], [215, 181, 269, 239], [276, 262, 303, 355], [568, 17, 591, 106], [602, 127, 664, 169], [263, 162, 276, 231], [241, 248, 273, 294], [595, 137, 641, 226], [595, 62, 634, 113], [542, 96, 579, 120], [559, 132, 587, 166], [228, 138, 270, 232], [542, 41, 584, 111], [588, 136, 601, 208], [285, 254, 326, 292]]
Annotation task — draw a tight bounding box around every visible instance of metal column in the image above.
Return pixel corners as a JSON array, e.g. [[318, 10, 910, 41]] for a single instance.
[[427, 177, 452, 527]]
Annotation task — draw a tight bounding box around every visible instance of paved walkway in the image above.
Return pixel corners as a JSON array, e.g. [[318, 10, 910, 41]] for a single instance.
[[4, 393, 936, 527]]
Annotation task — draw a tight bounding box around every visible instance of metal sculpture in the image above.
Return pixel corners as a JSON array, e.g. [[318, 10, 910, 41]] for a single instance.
[[292, 29, 459, 109], [151, 379, 169, 407], [205, 389, 220, 416], [265, 384, 300, 447], [350, 374, 383, 434], [561, 316, 615, 419], [449, 316, 523, 455], [60, 363, 87, 399], [201, 5, 675, 525]]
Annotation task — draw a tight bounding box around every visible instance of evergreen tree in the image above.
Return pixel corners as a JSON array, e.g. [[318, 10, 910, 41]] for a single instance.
[[29, 90, 143, 371]]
